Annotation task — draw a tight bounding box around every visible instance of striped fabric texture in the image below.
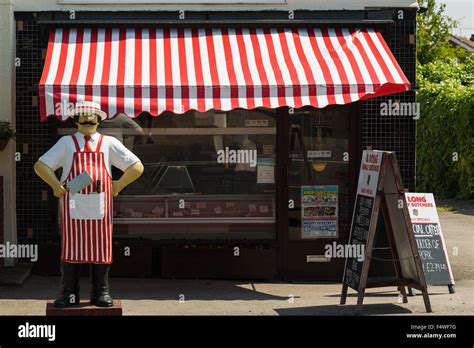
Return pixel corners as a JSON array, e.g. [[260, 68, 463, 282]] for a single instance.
[[39, 27, 410, 120]]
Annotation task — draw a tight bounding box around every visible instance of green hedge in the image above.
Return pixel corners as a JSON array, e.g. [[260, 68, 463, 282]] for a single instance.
[[416, 56, 474, 199]]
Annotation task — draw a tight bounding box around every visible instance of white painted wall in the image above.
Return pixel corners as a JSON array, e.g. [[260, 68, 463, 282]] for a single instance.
[[0, 0, 17, 267], [13, 0, 418, 11]]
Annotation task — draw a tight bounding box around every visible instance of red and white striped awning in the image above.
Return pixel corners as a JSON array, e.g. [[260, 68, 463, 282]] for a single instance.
[[39, 27, 410, 121]]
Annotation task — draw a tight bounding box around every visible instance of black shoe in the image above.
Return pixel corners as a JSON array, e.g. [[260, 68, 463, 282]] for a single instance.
[[54, 262, 80, 308], [90, 264, 114, 307]]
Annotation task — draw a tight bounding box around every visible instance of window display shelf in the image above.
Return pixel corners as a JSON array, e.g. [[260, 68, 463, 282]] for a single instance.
[[58, 127, 276, 136], [113, 218, 274, 224], [113, 194, 275, 224]]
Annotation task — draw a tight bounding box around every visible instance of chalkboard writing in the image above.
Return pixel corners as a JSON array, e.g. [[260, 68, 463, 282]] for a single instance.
[[406, 193, 454, 287], [341, 152, 433, 313], [412, 223, 451, 284], [343, 194, 373, 290]]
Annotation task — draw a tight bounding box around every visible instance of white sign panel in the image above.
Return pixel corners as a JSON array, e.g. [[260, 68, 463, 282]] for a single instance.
[[405, 193, 455, 285], [356, 150, 383, 198], [307, 150, 332, 159], [406, 193, 440, 223]]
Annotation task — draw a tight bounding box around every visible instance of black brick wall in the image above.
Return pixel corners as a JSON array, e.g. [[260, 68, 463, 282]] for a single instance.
[[361, 12, 417, 191], [15, 13, 56, 243], [15, 10, 418, 242]]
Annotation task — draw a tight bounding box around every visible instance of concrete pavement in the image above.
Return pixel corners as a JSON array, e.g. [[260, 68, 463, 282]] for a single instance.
[[0, 209, 472, 316]]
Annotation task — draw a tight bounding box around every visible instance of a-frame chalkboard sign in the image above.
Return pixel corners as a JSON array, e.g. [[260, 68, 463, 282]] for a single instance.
[[405, 193, 455, 294], [340, 150, 432, 313]]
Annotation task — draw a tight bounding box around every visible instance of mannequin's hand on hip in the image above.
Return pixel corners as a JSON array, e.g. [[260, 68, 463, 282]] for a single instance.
[[53, 185, 68, 198]]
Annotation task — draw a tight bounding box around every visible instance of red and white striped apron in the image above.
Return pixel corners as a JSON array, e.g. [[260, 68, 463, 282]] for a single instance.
[[61, 134, 113, 264]]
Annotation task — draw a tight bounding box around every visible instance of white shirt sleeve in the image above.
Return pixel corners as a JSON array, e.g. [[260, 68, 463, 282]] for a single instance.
[[38, 137, 68, 171], [108, 136, 141, 171]]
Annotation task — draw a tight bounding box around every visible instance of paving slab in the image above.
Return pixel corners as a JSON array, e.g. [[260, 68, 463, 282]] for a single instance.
[[0, 208, 472, 316]]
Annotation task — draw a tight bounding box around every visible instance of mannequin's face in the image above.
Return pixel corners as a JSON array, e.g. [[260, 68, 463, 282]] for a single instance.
[[76, 114, 100, 135]]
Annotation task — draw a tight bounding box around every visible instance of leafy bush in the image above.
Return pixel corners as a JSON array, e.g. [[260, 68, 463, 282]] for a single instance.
[[417, 56, 474, 199]]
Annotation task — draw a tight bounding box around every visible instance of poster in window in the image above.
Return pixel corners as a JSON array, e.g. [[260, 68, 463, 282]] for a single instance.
[[257, 157, 275, 184], [301, 185, 338, 239]]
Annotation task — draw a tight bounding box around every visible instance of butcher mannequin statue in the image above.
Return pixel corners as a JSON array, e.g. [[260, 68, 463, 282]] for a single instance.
[[34, 101, 144, 308]]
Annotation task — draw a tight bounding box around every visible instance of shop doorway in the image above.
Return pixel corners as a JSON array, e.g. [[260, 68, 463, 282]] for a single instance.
[[279, 105, 359, 281]]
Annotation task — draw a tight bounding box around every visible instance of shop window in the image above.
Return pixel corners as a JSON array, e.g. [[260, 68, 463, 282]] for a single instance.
[[56, 109, 277, 240]]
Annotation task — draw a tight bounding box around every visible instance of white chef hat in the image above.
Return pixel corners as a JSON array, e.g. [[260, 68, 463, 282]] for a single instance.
[[72, 101, 107, 121]]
